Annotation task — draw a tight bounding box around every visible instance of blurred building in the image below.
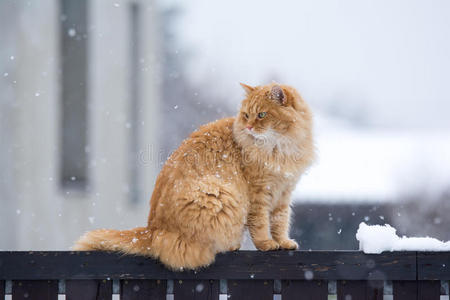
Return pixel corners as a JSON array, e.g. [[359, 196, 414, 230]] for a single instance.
[[0, 0, 161, 250]]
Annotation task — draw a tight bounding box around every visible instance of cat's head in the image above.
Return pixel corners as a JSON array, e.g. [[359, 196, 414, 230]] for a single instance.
[[233, 83, 312, 153]]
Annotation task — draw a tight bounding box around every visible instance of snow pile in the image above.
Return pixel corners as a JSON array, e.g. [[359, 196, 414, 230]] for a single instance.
[[356, 222, 450, 254]]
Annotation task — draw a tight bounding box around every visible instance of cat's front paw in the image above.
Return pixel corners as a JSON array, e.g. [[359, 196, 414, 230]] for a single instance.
[[254, 239, 280, 251], [278, 239, 299, 250], [228, 244, 241, 251]]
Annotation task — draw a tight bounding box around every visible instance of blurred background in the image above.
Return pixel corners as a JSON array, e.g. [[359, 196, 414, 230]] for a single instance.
[[1, 0, 449, 251]]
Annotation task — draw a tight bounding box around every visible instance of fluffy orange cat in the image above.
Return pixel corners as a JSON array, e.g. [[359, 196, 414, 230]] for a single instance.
[[74, 83, 315, 270]]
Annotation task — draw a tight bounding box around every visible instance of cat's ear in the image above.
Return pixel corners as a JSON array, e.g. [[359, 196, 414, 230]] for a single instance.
[[240, 83, 255, 95], [270, 85, 286, 104]]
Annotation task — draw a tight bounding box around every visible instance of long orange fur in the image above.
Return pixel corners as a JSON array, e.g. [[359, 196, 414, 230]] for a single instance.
[[73, 83, 315, 270]]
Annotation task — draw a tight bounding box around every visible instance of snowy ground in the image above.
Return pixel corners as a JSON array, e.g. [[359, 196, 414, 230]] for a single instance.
[[293, 113, 450, 203]]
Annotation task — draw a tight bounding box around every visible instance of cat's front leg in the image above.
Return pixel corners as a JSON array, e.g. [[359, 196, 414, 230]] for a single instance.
[[270, 204, 298, 250], [248, 199, 280, 251]]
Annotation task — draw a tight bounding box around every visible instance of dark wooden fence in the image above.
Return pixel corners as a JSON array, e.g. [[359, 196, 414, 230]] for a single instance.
[[0, 251, 449, 299]]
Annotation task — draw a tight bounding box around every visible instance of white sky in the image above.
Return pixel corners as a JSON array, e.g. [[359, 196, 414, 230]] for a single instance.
[[172, 0, 450, 129]]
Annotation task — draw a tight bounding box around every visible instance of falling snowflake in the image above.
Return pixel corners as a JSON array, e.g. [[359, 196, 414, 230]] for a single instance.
[[304, 270, 314, 280], [195, 283, 204, 292], [68, 28, 76, 37]]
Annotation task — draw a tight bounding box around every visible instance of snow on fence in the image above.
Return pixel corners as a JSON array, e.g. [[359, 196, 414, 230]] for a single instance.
[[0, 251, 449, 300]]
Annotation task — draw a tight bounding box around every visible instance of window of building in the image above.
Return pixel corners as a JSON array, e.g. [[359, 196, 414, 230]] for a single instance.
[[128, 2, 141, 203], [60, 0, 89, 190]]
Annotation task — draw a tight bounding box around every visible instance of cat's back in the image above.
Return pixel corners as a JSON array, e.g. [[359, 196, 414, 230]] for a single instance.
[[159, 117, 242, 177], [150, 117, 244, 216], [191, 117, 235, 137], [181, 117, 237, 154]]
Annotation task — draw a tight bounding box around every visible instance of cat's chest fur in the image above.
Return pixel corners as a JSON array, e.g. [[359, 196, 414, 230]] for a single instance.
[[240, 147, 303, 205]]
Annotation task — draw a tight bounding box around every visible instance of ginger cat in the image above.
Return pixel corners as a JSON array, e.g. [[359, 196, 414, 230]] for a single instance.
[[74, 83, 315, 270]]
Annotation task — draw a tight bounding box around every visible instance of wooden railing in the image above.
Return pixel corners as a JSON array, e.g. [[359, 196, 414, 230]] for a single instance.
[[0, 251, 449, 299]]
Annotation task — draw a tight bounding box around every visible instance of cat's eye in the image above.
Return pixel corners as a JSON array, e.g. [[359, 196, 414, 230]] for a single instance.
[[243, 113, 249, 119], [258, 112, 267, 119]]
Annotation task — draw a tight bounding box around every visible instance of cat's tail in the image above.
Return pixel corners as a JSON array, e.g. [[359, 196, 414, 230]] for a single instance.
[[73, 227, 215, 270]]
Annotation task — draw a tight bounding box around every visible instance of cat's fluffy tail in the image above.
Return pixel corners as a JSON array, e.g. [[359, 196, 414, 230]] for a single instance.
[[73, 227, 215, 270]]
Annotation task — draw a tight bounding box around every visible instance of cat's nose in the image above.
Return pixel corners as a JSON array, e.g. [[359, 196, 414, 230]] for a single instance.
[[246, 126, 253, 131]]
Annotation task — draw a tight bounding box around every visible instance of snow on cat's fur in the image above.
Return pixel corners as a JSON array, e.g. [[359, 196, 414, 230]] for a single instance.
[[74, 83, 315, 270]]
